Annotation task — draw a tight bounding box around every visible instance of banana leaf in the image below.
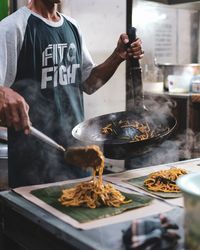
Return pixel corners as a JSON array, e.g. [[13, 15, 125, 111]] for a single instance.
[[31, 183, 153, 223], [125, 176, 182, 199]]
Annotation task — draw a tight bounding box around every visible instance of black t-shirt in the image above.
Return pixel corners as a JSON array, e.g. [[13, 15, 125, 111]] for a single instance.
[[0, 7, 94, 187]]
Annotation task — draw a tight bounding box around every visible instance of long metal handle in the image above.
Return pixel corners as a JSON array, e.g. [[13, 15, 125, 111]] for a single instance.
[[30, 126, 65, 152], [127, 27, 145, 110]]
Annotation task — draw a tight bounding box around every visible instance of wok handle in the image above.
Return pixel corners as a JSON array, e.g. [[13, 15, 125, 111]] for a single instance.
[[127, 27, 140, 68], [30, 126, 65, 152], [126, 27, 145, 110]]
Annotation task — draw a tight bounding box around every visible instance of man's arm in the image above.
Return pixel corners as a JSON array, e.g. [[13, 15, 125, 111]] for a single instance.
[[82, 34, 143, 95], [0, 86, 31, 134]]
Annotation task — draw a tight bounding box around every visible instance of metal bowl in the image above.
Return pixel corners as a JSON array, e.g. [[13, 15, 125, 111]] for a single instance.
[[177, 173, 200, 250]]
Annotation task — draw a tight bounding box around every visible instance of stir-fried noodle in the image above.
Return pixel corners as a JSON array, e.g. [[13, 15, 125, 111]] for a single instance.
[[59, 146, 131, 208], [101, 120, 167, 142], [144, 167, 187, 193]]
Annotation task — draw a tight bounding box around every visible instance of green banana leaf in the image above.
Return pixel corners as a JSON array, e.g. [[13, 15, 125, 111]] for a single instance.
[[125, 176, 182, 199], [31, 183, 153, 223]]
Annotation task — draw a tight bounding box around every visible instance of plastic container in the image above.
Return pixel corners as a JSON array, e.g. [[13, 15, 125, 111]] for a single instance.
[[177, 173, 200, 250], [167, 75, 191, 93], [190, 75, 200, 93]]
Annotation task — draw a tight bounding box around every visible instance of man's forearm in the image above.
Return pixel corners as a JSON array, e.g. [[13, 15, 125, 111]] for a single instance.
[[0, 86, 31, 133], [82, 50, 124, 95]]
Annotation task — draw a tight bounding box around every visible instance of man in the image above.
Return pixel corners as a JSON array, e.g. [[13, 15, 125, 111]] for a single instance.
[[0, 0, 143, 188]]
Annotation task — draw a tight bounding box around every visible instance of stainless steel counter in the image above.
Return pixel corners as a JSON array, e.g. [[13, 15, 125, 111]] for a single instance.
[[0, 190, 185, 250], [1, 157, 200, 249]]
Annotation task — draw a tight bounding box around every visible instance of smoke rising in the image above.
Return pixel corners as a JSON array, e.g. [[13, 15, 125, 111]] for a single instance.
[[125, 93, 198, 170], [8, 78, 90, 188]]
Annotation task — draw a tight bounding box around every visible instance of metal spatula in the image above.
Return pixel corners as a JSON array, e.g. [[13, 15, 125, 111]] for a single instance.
[[30, 126, 66, 152], [30, 126, 102, 169]]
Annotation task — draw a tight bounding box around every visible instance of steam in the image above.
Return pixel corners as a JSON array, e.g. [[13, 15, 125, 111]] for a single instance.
[[9, 75, 199, 186], [125, 128, 196, 170], [125, 92, 197, 169], [9, 78, 90, 187]]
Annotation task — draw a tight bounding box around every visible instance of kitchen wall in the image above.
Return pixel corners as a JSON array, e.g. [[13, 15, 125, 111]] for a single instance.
[[131, 0, 200, 85], [62, 0, 126, 120]]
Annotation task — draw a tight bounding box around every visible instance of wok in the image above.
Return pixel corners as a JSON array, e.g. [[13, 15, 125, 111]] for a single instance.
[[72, 108, 177, 159], [72, 27, 177, 159]]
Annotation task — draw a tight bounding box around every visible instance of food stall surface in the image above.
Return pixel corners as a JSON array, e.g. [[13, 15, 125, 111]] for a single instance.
[[1, 157, 200, 250]]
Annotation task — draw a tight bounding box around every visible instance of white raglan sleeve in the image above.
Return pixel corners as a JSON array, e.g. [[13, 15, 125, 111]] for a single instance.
[[0, 8, 29, 87], [81, 35, 95, 82], [0, 23, 18, 87]]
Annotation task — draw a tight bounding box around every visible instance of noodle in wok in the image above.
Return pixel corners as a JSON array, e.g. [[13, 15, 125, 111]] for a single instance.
[[101, 120, 168, 142], [59, 146, 132, 208]]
